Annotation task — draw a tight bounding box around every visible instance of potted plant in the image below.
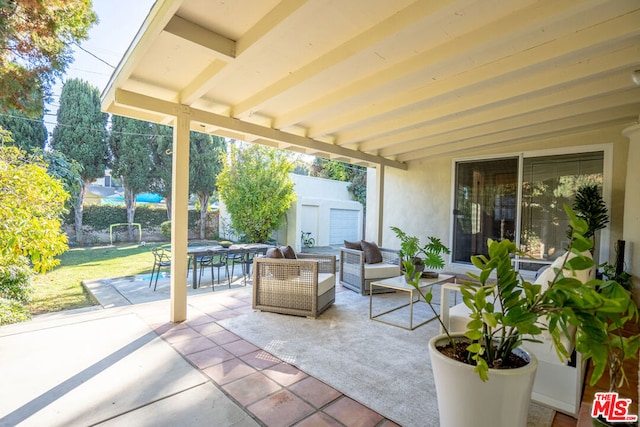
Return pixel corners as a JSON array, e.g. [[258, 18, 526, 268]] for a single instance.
[[404, 205, 639, 427], [389, 226, 450, 281]]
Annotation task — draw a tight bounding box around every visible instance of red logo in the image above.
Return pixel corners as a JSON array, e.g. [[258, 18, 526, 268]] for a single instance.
[[591, 392, 638, 422]]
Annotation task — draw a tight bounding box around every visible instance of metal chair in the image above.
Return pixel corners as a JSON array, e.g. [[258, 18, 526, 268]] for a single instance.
[[199, 252, 230, 290], [150, 247, 171, 291]]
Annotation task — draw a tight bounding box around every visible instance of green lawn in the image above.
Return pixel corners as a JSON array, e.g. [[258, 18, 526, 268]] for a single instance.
[[28, 243, 167, 315]]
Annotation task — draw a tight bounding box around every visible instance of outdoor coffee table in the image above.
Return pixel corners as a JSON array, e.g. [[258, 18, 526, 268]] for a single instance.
[[369, 274, 454, 330]]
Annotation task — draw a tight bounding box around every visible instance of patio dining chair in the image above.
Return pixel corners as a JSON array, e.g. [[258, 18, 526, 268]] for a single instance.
[[150, 247, 171, 291], [199, 252, 230, 290]]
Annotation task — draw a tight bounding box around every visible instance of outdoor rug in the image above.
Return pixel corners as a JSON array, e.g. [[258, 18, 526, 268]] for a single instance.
[[219, 288, 556, 427]]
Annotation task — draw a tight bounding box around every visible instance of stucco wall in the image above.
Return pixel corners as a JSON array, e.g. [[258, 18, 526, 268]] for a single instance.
[[367, 123, 631, 276]]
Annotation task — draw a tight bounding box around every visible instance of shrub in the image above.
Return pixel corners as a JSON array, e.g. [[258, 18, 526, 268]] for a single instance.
[[161, 221, 171, 238]]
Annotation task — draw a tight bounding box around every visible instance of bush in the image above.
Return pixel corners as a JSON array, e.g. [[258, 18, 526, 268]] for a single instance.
[[0, 255, 33, 325], [0, 299, 31, 325], [161, 221, 171, 238]]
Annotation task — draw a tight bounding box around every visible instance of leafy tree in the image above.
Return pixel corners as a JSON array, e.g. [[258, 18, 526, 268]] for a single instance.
[[218, 143, 295, 242], [0, 0, 97, 116], [1, 129, 69, 324], [51, 78, 108, 243], [42, 149, 83, 212], [0, 110, 47, 150], [109, 115, 154, 240], [189, 132, 225, 239], [311, 158, 367, 207], [149, 123, 173, 219]]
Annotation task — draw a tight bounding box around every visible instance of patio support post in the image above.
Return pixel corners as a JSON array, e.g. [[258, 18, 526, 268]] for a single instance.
[[376, 165, 385, 246], [170, 107, 191, 322], [622, 118, 640, 308]]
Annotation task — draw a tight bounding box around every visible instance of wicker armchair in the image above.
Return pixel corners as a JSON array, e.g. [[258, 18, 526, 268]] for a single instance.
[[339, 247, 401, 295], [253, 254, 336, 318]]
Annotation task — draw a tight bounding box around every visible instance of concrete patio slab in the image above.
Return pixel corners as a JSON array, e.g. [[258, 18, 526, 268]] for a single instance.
[[0, 312, 256, 427]]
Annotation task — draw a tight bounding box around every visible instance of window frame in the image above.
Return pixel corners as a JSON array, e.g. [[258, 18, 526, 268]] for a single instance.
[[449, 143, 613, 274]]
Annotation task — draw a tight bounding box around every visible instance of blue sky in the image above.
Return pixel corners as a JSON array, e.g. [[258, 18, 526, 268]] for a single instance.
[[44, 0, 155, 134]]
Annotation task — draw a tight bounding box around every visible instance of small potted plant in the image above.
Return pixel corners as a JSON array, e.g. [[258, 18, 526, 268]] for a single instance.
[[403, 205, 640, 426], [389, 226, 450, 281]]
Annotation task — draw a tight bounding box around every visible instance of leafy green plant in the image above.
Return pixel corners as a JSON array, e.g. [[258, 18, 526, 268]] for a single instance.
[[389, 226, 450, 278], [160, 221, 171, 238], [217, 143, 296, 242], [568, 183, 609, 241], [404, 205, 639, 387]]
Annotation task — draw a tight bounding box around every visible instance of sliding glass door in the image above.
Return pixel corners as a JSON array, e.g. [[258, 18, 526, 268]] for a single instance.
[[452, 158, 518, 264], [452, 151, 604, 269]]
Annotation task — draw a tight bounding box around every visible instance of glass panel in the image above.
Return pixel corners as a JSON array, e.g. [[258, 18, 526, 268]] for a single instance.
[[453, 158, 518, 264], [519, 152, 603, 271]]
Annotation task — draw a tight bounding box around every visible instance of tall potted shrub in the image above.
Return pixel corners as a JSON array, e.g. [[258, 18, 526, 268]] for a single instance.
[[405, 205, 639, 427]]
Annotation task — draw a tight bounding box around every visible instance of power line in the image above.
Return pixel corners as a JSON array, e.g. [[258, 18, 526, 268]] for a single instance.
[[72, 42, 116, 69]]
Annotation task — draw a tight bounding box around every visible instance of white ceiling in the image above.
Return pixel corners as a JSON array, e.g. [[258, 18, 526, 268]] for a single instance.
[[102, 0, 640, 169]]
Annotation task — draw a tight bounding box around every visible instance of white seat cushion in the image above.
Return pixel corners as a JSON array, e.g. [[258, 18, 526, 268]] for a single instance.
[[317, 273, 336, 295], [363, 263, 401, 279]]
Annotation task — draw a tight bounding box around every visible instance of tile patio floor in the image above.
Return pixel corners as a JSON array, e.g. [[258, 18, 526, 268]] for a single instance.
[[2, 270, 400, 427], [151, 282, 400, 427]]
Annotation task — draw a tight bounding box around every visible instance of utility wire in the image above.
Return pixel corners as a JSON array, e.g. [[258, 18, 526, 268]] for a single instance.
[[72, 42, 116, 69]]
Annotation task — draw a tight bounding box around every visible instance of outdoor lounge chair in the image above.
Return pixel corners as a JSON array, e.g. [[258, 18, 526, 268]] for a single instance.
[[339, 244, 401, 295], [252, 253, 336, 318]]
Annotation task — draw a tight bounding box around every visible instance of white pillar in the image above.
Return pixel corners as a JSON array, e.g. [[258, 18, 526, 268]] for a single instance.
[[170, 107, 191, 322], [622, 119, 640, 307], [376, 165, 385, 246]]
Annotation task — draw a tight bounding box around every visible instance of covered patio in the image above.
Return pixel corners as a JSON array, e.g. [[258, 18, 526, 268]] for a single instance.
[[100, 0, 640, 324]]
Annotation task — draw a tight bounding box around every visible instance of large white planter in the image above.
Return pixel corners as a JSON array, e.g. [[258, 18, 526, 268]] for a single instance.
[[429, 334, 538, 427]]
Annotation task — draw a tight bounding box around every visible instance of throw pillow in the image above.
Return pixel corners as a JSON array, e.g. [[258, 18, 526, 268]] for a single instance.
[[265, 247, 284, 258], [344, 240, 362, 251], [280, 245, 297, 259], [360, 240, 383, 264]]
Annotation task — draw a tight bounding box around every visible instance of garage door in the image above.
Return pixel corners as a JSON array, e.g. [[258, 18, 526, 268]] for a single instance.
[[329, 209, 360, 245]]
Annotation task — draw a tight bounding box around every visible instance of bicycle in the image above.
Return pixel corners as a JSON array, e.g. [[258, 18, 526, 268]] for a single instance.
[[301, 231, 315, 248]]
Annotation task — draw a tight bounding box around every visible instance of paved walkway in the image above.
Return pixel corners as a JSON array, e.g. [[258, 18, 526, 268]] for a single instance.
[[0, 250, 400, 427]]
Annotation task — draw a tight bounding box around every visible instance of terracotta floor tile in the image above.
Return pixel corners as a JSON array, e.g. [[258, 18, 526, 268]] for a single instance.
[[222, 339, 260, 357], [223, 372, 282, 406], [202, 358, 257, 385], [184, 313, 216, 327], [240, 350, 282, 370], [294, 412, 343, 427], [289, 377, 341, 409], [262, 362, 308, 387], [248, 390, 314, 427], [160, 326, 202, 343], [191, 322, 225, 336], [208, 329, 241, 345], [185, 345, 235, 369], [378, 420, 402, 427], [210, 310, 243, 321], [171, 335, 216, 355], [323, 396, 384, 427]]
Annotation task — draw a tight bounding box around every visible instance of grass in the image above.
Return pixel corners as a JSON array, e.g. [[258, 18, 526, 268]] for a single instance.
[[28, 243, 167, 315]]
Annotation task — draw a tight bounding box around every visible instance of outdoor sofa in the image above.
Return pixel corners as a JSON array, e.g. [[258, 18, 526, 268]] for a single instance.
[[339, 240, 401, 295], [253, 247, 336, 318]]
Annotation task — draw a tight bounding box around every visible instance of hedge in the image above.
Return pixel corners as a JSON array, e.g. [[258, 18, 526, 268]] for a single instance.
[[65, 205, 200, 230]]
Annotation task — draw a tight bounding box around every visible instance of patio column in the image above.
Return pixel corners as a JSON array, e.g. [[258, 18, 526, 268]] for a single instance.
[[622, 118, 640, 307], [376, 165, 385, 246], [170, 107, 191, 322]]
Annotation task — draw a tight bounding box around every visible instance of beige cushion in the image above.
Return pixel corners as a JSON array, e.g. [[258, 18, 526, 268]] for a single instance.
[[364, 263, 401, 279], [317, 273, 335, 295]]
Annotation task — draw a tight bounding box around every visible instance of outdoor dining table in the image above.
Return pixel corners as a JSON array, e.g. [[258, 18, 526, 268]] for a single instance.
[[186, 243, 272, 289]]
